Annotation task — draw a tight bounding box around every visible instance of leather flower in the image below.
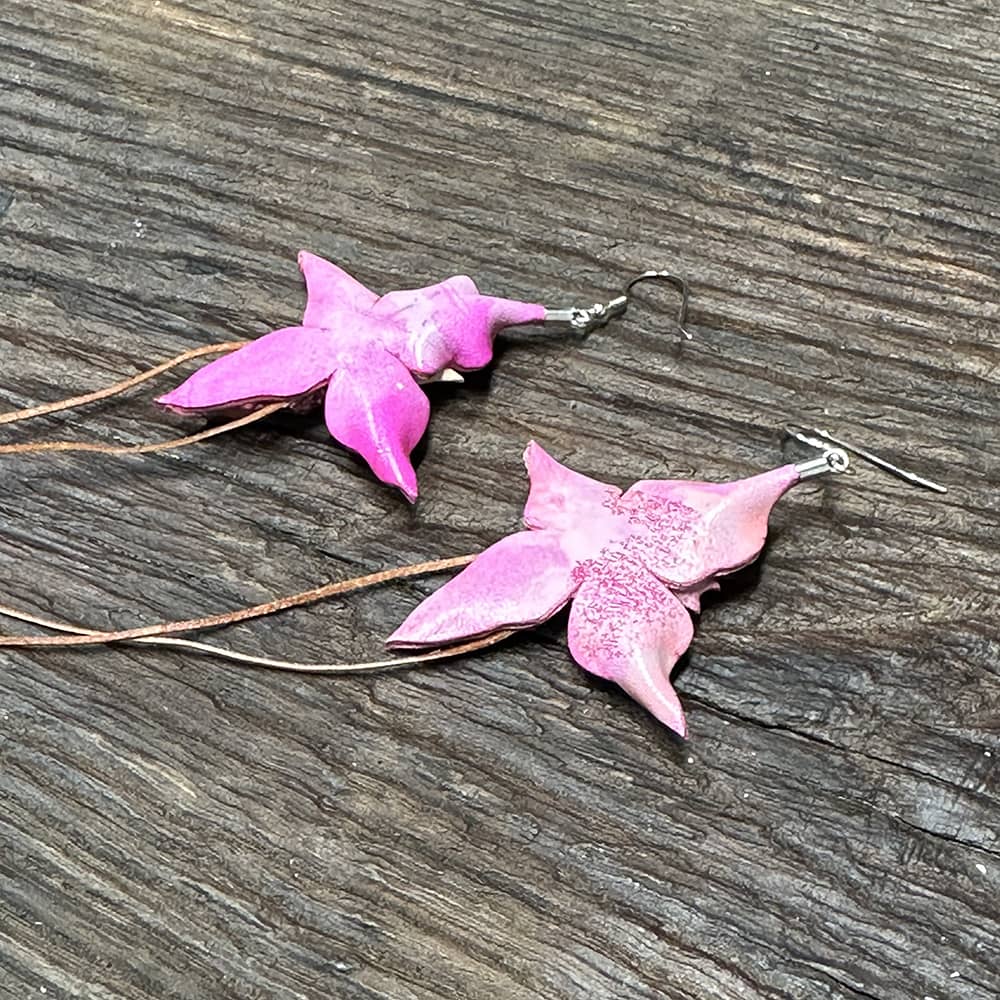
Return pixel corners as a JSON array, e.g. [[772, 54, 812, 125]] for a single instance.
[[389, 442, 802, 736], [158, 252, 545, 501]]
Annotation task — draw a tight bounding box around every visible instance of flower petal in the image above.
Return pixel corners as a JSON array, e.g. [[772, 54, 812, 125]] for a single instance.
[[568, 554, 694, 736], [480, 295, 548, 337], [298, 251, 378, 328], [323, 346, 430, 502], [371, 277, 468, 375], [388, 530, 578, 647], [157, 326, 339, 411], [374, 276, 545, 375], [522, 441, 622, 533], [619, 465, 800, 588]]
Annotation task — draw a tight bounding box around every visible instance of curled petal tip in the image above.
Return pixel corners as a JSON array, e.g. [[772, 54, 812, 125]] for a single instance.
[[522, 439, 544, 464], [297, 250, 322, 276], [155, 388, 185, 409], [618, 674, 689, 737], [371, 458, 420, 505], [485, 296, 547, 330]]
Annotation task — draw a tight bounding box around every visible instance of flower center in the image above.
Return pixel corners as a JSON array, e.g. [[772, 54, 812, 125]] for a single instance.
[[605, 491, 698, 547]]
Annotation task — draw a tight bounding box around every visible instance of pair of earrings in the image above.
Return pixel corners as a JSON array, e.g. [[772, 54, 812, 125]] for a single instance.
[[0, 253, 945, 737]]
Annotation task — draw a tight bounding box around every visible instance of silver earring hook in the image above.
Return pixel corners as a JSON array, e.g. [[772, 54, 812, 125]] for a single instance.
[[544, 270, 692, 340], [786, 425, 947, 494], [623, 271, 691, 340]]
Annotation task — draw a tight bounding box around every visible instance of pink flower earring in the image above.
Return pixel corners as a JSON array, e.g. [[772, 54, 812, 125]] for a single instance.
[[0, 253, 689, 502], [386, 432, 944, 734], [0, 427, 944, 739], [385, 439, 842, 736]]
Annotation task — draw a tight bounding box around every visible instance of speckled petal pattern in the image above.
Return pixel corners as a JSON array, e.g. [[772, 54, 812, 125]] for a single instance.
[[388, 441, 804, 734], [568, 554, 694, 737]]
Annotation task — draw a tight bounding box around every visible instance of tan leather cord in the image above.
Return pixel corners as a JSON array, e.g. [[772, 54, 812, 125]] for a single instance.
[[0, 346, 501, 669], [0, 601, 513, 673], [0, 555, 477, 648], [0, 341, 247, 426], [0, 401, 286, 456]]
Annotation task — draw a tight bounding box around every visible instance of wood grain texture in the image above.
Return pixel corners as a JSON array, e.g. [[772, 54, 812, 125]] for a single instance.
[[0, 1, 997, 997]]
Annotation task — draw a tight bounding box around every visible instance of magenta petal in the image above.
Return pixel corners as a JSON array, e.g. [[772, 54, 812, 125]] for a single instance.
[[568, 554, 694, 736], [522, 441, 622, 532], [323, 346, 430, 502], [448, 291, 545, 369], [481, 295, 547, 335], [373, 279, 464, 375], [157, 326, 339, 411], [388, 530, 578, 647], [374, 276, 545, 375], [620, 465, 801, 588], [298, 251, 378, 328]]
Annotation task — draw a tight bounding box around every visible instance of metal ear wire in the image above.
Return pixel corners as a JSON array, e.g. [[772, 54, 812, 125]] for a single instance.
[[625, 271, 692, 340], [544, 270, 692, 339], [786, 425, 947, 494]]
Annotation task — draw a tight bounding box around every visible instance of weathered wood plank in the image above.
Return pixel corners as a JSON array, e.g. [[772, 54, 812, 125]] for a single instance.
[[0, 1, 997, 998]]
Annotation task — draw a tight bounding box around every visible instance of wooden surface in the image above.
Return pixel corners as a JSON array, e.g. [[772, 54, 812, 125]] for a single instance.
[[1, 2, 997, 997]]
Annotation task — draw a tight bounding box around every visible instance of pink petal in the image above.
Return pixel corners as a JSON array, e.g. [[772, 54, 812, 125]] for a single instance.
[[298, 251, 378, 328], [480, 295, 548, 335], [374, 276, 545, 375], [157, 326, 339, 411], [568, 553, 694, 736], [617, 465, 801, 589], [447, 292, 545, 369], [323, 345, 430, 502], [522, 441, 622, 536], [388, 530, 578, 647], [371, 277, 468, 375]]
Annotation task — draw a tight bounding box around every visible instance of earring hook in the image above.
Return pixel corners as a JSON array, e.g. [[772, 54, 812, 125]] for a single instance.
[[786, 425, 947, 494], [544, 270, 692, 339], [623, 271, 692, 340]]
